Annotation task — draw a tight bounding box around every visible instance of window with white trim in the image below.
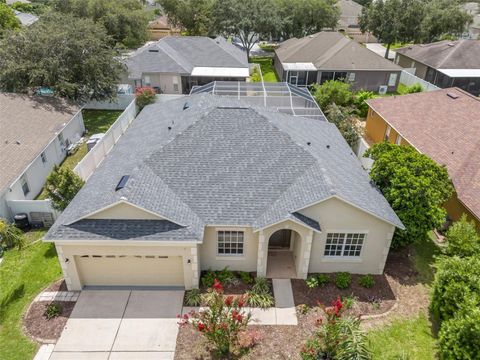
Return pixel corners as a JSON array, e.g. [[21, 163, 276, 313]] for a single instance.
[[324, 233, 366, 257], [41, 152, 47, 163], [217, 230, 244, 256], [395, 134, 402, 145], [384, 125, 391, 141], [20, 175, 30, 196]]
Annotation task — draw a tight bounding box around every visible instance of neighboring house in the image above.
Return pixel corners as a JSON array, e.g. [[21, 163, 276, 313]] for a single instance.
[[6, 0, 30, 4], [395, 40, 480, 95], [462, 2, 480, 39], [0, 94, 84, 222], [274, 32, 402, 92], [122, 36, 249, 94], [14, 10, 38, 26], [364, 87, 480, 230], [336, 0, 377, 43], [147, 16, 181, 40], [45, 94, 403, 290]]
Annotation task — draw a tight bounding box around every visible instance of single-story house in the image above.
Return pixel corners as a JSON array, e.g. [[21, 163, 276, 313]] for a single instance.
[[274, 31, 402, 92], [45, 94, 403, 291], [395, 40, 480, 95], [0, 94, 84, 223], [462, 2, 480, 39], [364, 87, 480, 230], [147, 16, 181, 41], [122, 36, 249, 95]]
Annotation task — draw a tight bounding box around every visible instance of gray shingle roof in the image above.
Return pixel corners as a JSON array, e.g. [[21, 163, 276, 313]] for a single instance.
[[125, 36, 249, 79], [276, 32, 402, 71], [45, 94, 403, 242], [396, 40, 480, 69]]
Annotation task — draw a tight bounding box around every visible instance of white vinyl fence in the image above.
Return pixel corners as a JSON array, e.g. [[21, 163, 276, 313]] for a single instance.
[[83, 94, 135, 111], [400, 70, 440, 92], [354, 137, 374, 171], [74, 99, 137, 180]]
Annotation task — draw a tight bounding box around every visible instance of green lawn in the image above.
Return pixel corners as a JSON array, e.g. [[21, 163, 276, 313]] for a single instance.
[[0, 230, 62, 360], [250, 57, 279, 82], [37, 109, 122, 199], [367, 236, 440, 359]]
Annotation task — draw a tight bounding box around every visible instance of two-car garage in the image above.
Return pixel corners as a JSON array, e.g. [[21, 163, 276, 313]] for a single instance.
[[55, 244, 199, 290]]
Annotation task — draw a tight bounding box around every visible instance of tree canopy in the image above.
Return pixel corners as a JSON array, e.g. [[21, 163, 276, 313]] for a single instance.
[[45, 166, 85, 211], [0, 12, 123, 102], [53, 0, 150, 48], [444, 215, 480, 258], [158, 0, 214, 36], [365, 143, 454, 248], [359, 0, 472, 58], [0, 2, 20, 37]]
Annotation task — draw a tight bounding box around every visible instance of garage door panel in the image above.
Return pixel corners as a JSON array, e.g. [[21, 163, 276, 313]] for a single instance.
[[75, 255, 184, 287]]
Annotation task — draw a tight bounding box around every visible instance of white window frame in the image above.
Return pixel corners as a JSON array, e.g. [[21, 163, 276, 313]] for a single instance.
[[384, 125, 391, 141], [173, 77, 179, 92], [41, 152, 47, 164], [388, 73, 398, 87], [216, 229, 245, 257], [348, 72, 356, 82], [395, 134, 402, 145], [144, 75, 151, 87], [20, 175, 30, 196], [323, 231, 367, 258]]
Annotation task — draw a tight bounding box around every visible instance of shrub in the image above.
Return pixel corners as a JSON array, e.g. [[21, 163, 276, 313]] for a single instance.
[[179, 280, 251, 356], [306, 274, 330, 288], [341, 295, 357, 310], [306, 276, 319, 289], [444, 214, 480, 257], [251, 277, 269, 294], [438, 306, 480, 360], [184, 289, 202, 306], [359, 274, 375, 288], [317, 274, 330, 287], [325, 103, 363, 148], [246, 292, 275, 308], [44, 303, 61, 320], [354, 90, 376, 118], [301, 298, 371, 360], [251, 67, 261, 82], [0, 220, 25, 250], [201, 267, 235, 287], [402, 83, 423, 94], [335, 272, 352, 289], [45, 166, 85, 211], [312, 80, 354, 109], [238, 271, 253, 285], [135, 87, 156, 109], [430, 256, 480, 321]]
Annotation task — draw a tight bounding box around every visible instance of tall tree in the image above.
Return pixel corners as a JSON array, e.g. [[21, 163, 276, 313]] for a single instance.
[[45, 166, 85, 211], [274, 0, 340, 39], [365, 143, 454, 248], [0, 12, 123, 102], [53, 0, 150, 48], [213, 0, 278, 59], [157, 0, 214, 36], [0, 2, 20, 37]]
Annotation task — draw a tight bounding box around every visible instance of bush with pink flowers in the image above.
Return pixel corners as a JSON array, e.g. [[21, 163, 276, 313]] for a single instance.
[[179, 279, 252, 356], [135, 87, 156, 109]]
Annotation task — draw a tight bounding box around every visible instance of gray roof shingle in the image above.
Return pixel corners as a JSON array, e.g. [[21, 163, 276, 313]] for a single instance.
[[45, 94, 403, 242]]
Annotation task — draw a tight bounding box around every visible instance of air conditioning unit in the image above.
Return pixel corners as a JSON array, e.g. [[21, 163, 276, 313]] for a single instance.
[[378, 85, 388, 95]]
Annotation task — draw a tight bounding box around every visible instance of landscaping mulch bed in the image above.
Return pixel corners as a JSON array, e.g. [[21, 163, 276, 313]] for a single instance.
[[292, 274, 396, 317], [175, 307, 324, 360], [44, 279, 68, 292], [23, 301, 75, 342]]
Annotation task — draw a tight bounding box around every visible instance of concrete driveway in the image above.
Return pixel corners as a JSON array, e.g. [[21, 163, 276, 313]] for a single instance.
[[50, 290, 184, 360]]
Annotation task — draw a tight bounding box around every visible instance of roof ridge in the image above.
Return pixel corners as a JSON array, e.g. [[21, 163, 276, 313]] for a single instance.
[[157, 40, 192, 73], [437, 41, 463, 68], [313, 35, 350, 67]]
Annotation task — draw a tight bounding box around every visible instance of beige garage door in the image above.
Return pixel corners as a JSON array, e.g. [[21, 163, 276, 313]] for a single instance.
[[75, 255, 184, 287]]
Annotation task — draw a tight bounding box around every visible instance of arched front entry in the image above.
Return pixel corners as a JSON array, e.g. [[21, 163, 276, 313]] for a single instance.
[[266, 229, 299, 278]]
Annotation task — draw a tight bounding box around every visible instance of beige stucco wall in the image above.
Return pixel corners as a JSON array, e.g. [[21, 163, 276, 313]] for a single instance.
[[199, 226, 259, 272], [299, 197, 395, 274], [56, 243, 199, 291], [87, 202, 165, 220], [142, 73, 182, 94]]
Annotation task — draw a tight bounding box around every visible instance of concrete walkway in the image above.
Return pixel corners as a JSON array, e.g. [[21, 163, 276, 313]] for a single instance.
[[51, 290, 184, 360]]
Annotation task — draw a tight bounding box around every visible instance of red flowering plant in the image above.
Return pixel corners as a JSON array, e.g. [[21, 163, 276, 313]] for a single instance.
[[135, 86, 156, 109], [178, 279, 252, 356], [300, 297, 370, 360]]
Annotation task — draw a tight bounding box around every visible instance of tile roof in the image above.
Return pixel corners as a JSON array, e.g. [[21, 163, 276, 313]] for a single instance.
[[396, 40, 480, 69], [46, 94, 403, 242], [366, 88, 480, 221], [275, 32, 401, 71], [0, 93, 81, 193], [124, 36, 248, 79]]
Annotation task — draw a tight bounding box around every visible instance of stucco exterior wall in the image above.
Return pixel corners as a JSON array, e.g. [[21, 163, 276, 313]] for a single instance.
[[142, 73, 183, 94], [445, 194, 480, 230], [365, 108, 408, 146], [396, 54, 429, 79], [87, 202, 165, 220], [199, 226, 259, 272], [299, 197, 395, 274], [56, 243, 199, 291], [273, 54, 285, 81]]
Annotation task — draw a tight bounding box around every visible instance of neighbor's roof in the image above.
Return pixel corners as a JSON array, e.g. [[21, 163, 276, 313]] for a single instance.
[[14, 10, 38, 26], [45, 94, 403, 242], [0, 94, 81, 193], [366, 88, 480, 221], [147, 16, 179, 31], [124, 36, 249, 79], [338, 0, 363, 28], [396, 40, 480, 70], [275, 32, 401, 71]]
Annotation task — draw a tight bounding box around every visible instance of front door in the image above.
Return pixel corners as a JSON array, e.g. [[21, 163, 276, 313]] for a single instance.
[[268, 229, 292, 249]]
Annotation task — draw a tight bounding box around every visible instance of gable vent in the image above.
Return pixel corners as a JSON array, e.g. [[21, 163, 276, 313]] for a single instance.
[[447, 92, 459, 99], [183, 102, 190, 110], [115, 175, 130, 191]]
